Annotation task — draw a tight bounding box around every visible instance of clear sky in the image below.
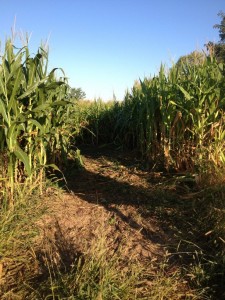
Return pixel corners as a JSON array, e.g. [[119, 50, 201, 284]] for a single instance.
[[0, 0, 225, 100]]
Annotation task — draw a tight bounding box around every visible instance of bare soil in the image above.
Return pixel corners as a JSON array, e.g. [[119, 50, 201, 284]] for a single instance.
[[38, 145, 188, 271], [31, 144, 205, 300]]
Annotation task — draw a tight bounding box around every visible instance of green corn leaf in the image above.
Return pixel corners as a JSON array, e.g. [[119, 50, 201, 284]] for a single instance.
[[8, 122, 25, 138], [177, 84, 192, 100], [7, 122, 25, 151], [4, 59, 10, 76], [32, 103, 50, 112], [50, 100, 68, 107], [28, 119, 44, 133], [218, 63, 223, 72], [14, 146, 31, 176], [44, 81, 65, 90], [17, 77, 47, 100], [0, 99, 9, 124], [28, 57, 37, 88], [49, 67, 65, 79], [0, 75, 8, 100], [8, 67, 22, 114]]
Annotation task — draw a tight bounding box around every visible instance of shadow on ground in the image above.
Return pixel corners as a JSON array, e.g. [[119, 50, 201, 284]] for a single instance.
[[62, 145, 224, 298], [65, 145, 197, 250]]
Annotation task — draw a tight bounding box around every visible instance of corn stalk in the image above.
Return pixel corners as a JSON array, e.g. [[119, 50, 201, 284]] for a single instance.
[[0, 38, 72, 205]]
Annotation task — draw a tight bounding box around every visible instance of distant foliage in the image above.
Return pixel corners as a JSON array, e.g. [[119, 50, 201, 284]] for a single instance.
[[75, 99, 119, 145], [175, 50, 205, 70], [207, 11, 225, 63], [69, 87, 86, 101], [214, 11, 225, 43]]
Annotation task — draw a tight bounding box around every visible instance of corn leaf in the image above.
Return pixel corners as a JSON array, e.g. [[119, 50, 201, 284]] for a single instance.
[[14, 146, 31, 176]]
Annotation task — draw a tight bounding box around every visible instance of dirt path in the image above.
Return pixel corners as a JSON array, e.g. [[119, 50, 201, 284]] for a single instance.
[[1, 145, 221, 298], [41, 146, 171, 260], [36, 145, 195, 297]]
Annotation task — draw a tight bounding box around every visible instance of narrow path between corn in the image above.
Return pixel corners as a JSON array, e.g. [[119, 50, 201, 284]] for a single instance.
[[38, 145, 192, 295]]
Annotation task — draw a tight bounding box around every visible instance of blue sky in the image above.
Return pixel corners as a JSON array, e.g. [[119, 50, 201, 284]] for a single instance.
[[0, 0, 224, 100]]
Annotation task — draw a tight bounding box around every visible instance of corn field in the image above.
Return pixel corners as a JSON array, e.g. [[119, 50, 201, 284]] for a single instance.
[[120, 56, 225, 172], [79, 54, 225, 174], [1, 36, 225, 207], [0, 35, 225, 300], [0, 38, 77, 205], [74, 99, 120, 145]]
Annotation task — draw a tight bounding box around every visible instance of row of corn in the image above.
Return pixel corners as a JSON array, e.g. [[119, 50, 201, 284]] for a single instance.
[[119, 56, 225, 172], [78, 54, 225, 173], [0, 38, 78, 204]]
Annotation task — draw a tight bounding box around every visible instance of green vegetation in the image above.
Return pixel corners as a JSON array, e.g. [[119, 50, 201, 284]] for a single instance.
[[79, 54, 225, 176], [0, 37, 81, 206], [75, 48, 225, 298], [29, 226, 144, 300], [207, 11, 225, 64], [1, 15, 225, 299], [74, 99, 119, 145]]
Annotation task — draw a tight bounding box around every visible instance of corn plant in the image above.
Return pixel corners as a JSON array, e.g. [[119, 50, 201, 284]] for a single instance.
[[74, 99, 118, 145], [111, 53, 225, 172], [0, 38, 73, 205]]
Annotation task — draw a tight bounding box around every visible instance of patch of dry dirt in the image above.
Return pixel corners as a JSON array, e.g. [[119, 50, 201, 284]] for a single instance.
[[37, 146, 173, 271]]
